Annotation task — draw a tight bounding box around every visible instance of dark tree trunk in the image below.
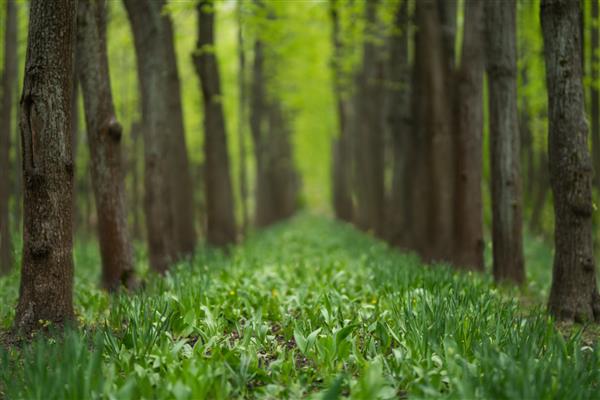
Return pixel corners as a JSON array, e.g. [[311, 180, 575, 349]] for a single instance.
[[130, 121, 144, 241], [592, 0, 600, 189], [387, 0, 411, 247], [70, 75, 79, 233], [250, 12, 300, 228], [330, 0, 353, 223], [162, 10, 197, 258], [454, 0, 484, 271], [542, 0, 600, 322], [413, 0, 455, 262], [193, 0, 237, 247], [237, 0, 249, 234], [124, 0, 175, 273], [76, 0, 137, 291], [15, 0, 77, 333], [529, 152, 549, 233], [485, 0, 525, 284], [354, 0, 385, 236], [0, 0, 17, 275], [519, 67, 536, 205]]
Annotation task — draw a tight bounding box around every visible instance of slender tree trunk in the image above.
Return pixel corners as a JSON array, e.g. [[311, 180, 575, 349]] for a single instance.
[[0, 0, 17, 275], [413, 0, 455, 262], [76, 0, 137, 291], [454, 0, 484, 271], [330, 0, 353, 223], [542, 0, 600, 322], [250, 9, 300, 228], [193, 0, 237, 247], [530, 152, 549, 233], [519, 67, 535, 205], [354, 0, 385, 236], [15, 0, 77, 333], [237, 0, 249, 234], [71, 75, 79, 234], [592, 0, 600, 189], [485, 0, 525, 284], [162, 10, 197, 257], [130, 121, 143, 241], [124, 0, 175, 273], [387, 0, 411, 247]]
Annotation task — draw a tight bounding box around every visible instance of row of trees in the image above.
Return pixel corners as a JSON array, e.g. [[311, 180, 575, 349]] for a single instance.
[[0, 0, 301, 334], [330, 0, 600, 322]]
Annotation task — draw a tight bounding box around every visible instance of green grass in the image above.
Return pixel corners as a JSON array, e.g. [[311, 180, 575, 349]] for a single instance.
[[1, 215, 598, 399]]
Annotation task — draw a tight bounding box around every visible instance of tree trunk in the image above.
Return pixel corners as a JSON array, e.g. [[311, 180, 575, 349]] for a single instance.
[[330, 0, 353, 223], [130, 121, 144, 241], [237, 0, 249, 234], [76, 0, 137, 291], [250, 10, 300, 228], [0, 0, 18, 275], [71, 75, 79, 233], [542, 0, 600, 322], [193, 0, 237, 247], [485, 0, 525, 284], [413, 0, 455, 262], [454, 0, 484, 271], [124, 0, 175, 273], [162, 9, 197, 258], [354, 0, 385, 236], [15, 0, 77, 333], [592, 0, 600, 189]]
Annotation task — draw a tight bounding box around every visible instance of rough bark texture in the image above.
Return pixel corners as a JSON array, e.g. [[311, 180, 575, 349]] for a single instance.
[[162, 10, 197, 257], [193, 0, 237, 247], [542, 0, 600, 322], [0, 0, 17, 275], [485, 0, 525, 284], [592, 0, 600, 189], [386, 0, 411, 247], [15, 0, 77, 333], [250, 14, 300, 228], [354, 0, 385, 236], [124, 0, 175, 273], [454, 0, 484, 271], [330, 0, 353, 224], [413, 0, 455, 262], [77, 0, 136, 291]]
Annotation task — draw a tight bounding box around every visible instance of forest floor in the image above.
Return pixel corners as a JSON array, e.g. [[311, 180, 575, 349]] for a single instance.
[[1, 215, 600, 399]]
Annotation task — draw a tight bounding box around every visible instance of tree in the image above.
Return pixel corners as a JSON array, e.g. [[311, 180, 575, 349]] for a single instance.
[[353, 0, 385, 236], [193, 0, 237, 247], [412, 0, 455, 262], [237, 0, 249, 234], [542, 0, 600, 322], [330, 0, 353, 224], [453, 0, 484, 271], [76, 0, 137, 291], [0, 0, 17, 275], [485, 0, 525, 284], [250, 5, 300, 228], [15, 0, 77, 333], [162, 7, 197, 258], [124, 0, 177, 273], [386, 0, 411, 247], [591, 0, 600, 190]]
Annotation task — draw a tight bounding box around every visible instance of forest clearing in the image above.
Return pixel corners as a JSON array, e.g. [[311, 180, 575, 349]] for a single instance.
[[2, 0, 600, 398]]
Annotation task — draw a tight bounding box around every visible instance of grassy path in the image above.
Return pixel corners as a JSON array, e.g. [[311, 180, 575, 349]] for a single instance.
[[1, 215, 599, 399]]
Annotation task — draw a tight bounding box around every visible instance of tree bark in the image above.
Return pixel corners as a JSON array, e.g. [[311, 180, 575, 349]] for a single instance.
[[193, 0, 237, 247], [330, 0, 353, 224], [592, 0, 600, 189], [485, 0, 525, 284], [454, 0, 484, 271], [162, 9, 197, 258], [413, 0, 455, 262], [542, 0, 600, 322], [354, 0, 385, 236], [76, 0, 137, 291], [237, 0, 249, 234], [15, 0, 77, 333], [0, 0, 18, 275], [124, 0, 176, 273]]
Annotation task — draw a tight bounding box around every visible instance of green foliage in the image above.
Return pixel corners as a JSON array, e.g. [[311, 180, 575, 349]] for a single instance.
[[1, 215, 599, 399]]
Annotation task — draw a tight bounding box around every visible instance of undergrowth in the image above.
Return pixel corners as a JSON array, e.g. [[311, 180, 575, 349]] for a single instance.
[[0, 215, 597, 399]]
